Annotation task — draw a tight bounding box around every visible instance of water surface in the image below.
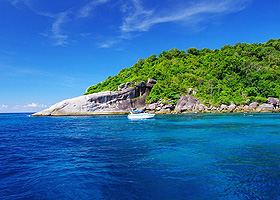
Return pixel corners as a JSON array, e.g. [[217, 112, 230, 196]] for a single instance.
[[0, 113, 280, 199]]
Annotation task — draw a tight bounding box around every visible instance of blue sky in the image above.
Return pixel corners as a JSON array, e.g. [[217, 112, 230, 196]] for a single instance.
[[0, 0, 280, 112]]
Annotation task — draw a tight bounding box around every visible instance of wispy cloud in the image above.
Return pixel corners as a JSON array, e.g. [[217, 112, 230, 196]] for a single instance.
[[10, 0, 31, 8], [49, 0, 110, 45], [121, 0, 252, 33], [98, 38, 121, 48], [10, 0, 110, 46], [51, 11, 70, 46], [78, 0, 110, 18], [101, 0, 252, 47], [121, 0, 154, 32], [8, 0, 252, 47], [9, 0, 70, 46]]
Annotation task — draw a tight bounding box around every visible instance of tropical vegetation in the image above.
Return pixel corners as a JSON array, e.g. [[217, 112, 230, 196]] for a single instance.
[[85, 39, 280, 106]]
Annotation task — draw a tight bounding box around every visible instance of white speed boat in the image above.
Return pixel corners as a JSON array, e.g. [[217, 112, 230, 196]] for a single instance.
[[128, 110, 155, 119]]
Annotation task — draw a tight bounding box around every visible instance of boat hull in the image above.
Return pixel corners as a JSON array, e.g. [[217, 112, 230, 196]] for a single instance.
[[128, 113, 155, 119]]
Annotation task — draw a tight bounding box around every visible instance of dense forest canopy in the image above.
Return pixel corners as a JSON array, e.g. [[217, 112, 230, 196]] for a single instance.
[[85, 39, 280, 106]]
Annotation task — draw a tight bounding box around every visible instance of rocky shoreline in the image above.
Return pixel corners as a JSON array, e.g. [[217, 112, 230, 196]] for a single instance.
[[146, 95, 280, 114], [32, 79, 280, 116]]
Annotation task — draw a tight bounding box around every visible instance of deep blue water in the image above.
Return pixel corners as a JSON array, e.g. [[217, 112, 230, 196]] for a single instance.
[[1, 113, 280, 200]]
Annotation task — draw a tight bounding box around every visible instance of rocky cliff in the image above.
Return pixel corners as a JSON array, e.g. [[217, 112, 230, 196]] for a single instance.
[[32, 80, 280, 116], [32, 79, 156, 116]]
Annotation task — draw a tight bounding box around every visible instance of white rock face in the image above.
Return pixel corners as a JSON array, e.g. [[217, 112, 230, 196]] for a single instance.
[[32, 80, 156, 116], [32, 86, 149, 116], [256, 103, 274, 112], [32, 91, 123, 116]]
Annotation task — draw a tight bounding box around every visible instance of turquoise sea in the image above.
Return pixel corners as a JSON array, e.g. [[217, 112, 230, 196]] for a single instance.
[[0, 113, 280, 200]]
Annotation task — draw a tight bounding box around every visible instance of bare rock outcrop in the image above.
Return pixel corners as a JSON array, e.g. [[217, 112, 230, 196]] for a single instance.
[[145, 100, 175, 113], [174, 95, 206, 113], [188, 88, 198, 95], [147, 78, 157, 85], [267, 97, 279, 108], [256, 103, 274, 112], [32, 80, 154, 116], [248, 102, 258, 111], [118, 82, 135, 91], [228, 103, 236, 112]]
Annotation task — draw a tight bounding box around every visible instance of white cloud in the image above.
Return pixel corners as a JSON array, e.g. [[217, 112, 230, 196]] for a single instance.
[[24, 103, 47, 108], [0, 103, 49, 113], [0, 105, 8, 109]]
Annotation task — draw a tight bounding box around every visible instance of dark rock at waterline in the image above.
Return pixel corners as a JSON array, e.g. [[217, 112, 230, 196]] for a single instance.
[[267, 97, 279, 108], [144, 101, 174, 113], [174, 95, 206, 112]]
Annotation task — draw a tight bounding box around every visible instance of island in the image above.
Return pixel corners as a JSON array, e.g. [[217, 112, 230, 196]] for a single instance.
[[32, 39, 280, 116]]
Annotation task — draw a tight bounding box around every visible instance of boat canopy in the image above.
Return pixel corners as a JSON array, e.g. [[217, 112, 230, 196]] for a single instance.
[[130, 110, 144, 114]]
